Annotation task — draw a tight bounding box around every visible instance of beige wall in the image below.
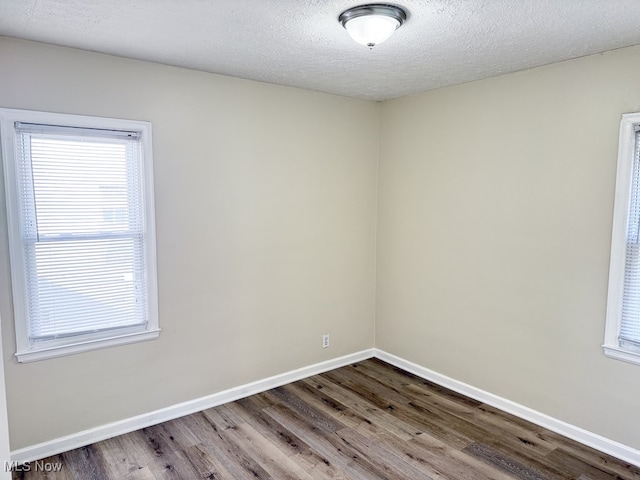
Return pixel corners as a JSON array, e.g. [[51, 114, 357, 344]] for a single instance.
[[3, 34, 640, 455], [0, 37, 379, 449], [377, 46, 640, 448]]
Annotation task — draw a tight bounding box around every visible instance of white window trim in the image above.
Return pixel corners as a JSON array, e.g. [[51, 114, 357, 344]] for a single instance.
[[604, 112, 640, 365], [0, 108, 160, 363]]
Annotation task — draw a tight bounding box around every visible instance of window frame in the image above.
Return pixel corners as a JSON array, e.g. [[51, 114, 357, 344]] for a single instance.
[[0, 108, 159, 363], [604, 112, 640, 365]]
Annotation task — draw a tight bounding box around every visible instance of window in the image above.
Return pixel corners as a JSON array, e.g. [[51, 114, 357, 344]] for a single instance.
[[604, 112, 640, 365], [0, 109, 159, 362]]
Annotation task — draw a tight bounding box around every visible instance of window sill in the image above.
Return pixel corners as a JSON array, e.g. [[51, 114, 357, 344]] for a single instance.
[[602, 344, 640, 366], [16, 328, 161, 363]]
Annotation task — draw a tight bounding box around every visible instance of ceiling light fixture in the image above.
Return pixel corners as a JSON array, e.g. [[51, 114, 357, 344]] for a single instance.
[[339, 4, 407, 48]]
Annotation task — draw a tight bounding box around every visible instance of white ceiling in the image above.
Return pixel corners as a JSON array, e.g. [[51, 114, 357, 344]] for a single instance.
[[1, 0, 640, 101]]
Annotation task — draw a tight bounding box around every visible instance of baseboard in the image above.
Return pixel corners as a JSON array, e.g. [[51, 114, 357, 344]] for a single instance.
[[13, 347, 640, 469], [374, 348, 640, 468], [11, 348, 375, 464]]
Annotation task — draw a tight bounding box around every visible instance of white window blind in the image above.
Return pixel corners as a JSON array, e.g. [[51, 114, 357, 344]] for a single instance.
[[619, 128, 640, 350], [0, 109, 159, 362], [15, 122, 148, 342], [605, 113, 640, 365]]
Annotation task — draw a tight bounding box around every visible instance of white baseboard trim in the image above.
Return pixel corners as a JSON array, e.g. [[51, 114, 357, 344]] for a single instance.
[[12, 347, 640, 469], [374, 348, 640, 468], [11, 348, 375, 464]]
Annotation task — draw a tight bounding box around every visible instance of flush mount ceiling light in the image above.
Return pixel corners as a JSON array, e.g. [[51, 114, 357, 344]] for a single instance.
[[339, 4, 407, 48]]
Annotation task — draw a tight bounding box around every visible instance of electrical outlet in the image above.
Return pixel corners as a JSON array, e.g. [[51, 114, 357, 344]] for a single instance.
[[322, 334, 330, 348]]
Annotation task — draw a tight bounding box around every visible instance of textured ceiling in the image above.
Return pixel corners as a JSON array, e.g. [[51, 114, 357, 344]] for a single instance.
[[1, 0, 640, 101]]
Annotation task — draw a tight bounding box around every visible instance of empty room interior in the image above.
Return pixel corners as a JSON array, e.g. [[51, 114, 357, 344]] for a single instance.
[[1, 0, 640, 478]]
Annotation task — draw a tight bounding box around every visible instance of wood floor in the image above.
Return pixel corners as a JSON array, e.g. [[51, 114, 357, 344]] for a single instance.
[[13, 359, 640, 479]]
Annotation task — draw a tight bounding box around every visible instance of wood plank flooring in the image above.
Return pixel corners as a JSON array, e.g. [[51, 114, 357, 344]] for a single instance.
[[12, 359, 640, 479]]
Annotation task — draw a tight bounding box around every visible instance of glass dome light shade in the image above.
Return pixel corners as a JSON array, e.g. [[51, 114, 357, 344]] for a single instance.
[[344, 14, 400, 47]]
